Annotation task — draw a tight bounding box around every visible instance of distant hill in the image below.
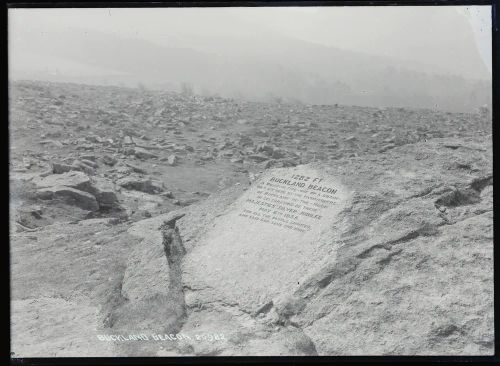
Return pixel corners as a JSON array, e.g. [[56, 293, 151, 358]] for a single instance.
[[9, 14, 491, 112]]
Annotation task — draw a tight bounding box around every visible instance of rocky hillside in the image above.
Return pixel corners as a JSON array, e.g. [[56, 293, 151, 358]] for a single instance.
[[9, 80, 492, 356]]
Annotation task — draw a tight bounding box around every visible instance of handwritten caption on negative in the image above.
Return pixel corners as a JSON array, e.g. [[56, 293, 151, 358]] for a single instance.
[[97, 333, 226, 342]]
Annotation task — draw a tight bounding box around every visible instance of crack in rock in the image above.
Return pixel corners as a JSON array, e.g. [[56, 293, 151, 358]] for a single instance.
[[274, 221, 442, 326], [159, 215, 188, 331]]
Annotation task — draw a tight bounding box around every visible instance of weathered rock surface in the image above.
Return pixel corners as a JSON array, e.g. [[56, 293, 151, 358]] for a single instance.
[[10, 218, 141, 357], [52, 162, 76, 174], [37, 185, 99, 211], [122, 210, 186, 302], [11, 297, 114, 357], [10, 135, 493, 357], [181, 165, 352, 314], [31, 171, 120, 211], [117, 176, 163, 194], [134, 147, 158, 160], [33, 170, 93, 192], [170, 135, 493, 356], [9, 80, 493, 357], [89, 176, 119, 208]]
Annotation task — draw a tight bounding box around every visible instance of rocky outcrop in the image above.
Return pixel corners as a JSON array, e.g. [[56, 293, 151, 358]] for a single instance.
[[122, 209, 187, 302], [31, 171, 120, 211], [10, 80, 493, 357], [168, 135, 493, 355], [90, 177, 119, 208], [10, 135, 493, 357], [36, 186, 99, 211]]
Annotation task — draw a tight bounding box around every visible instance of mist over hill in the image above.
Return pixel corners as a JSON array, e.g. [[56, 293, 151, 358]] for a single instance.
[[9, 7, 492, 112]]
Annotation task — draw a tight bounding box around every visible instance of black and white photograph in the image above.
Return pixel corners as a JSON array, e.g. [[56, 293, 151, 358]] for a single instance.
[[8, 4, 494, 358]]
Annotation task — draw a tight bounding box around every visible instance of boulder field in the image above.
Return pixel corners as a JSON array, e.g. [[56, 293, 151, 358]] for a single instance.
[[10, 134, 493, 356]]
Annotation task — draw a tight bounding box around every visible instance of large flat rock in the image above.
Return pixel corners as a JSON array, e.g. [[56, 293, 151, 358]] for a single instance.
[[37, 186, 99, 211], [175, 135, 493, 355], [301, 210, 493, 355], [181, 166, 352, 313], [33, 171, 93, 192]]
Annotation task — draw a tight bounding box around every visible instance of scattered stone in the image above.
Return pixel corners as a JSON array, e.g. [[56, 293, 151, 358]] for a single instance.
[[379, 144, 396, 153], [9, 81, 494, 357], [72, 160, 96, 175], [85, 135, 103, 143], [262, 160, 276, 169], [230, 157, 243, 164], [160, 191, 174, 199], [79, 154, 96, 162], [247, 154, 269, 163], [167, 154, 178, 166], [33, 171, 93, 192], [120, 190, 165, 213], [123, 162, 147, 174], [200, 153, 214, 161], [43, 131, 62, 139], [37, 186, 99, 211], [237, 135, 254, 147], [80, 159, 98, 169], [272, 149, 286, 159], [89, 177, 119, 208], [39, 140, 64, 148], [256, 143, 274, 156], [52, 162, 74, 174], [117, 176, 163, 194], [134, 147, 158, 160], [102, 155, 117, 166], [22, 158, 32, 169], [176, 136, 492, 356]]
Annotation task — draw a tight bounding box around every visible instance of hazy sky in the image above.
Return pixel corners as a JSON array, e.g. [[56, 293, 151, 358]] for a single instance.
[[9, 6, 492, 76]]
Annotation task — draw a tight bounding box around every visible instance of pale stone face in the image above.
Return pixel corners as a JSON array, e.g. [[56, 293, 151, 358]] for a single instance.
[[182, 166, 351, 313], [239, 166, 350, 235]]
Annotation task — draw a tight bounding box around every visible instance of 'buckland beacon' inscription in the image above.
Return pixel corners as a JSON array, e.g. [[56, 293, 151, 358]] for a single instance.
[[238, 173, 340, 232]]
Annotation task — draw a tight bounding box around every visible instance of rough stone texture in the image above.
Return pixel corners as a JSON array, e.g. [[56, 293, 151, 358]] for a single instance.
[[37, 186, 99, 211], [174, 135, 493, 355], [73, 159, 96, 175], [11, 297, 114, 357], [122, 210, 186, 302], [10, 219, 141, 357], [134, 147, 158, 160], [176, 184, 247, 252], [181, 165, 352, 314], [10, 81, 492, 357], [301, 211, 493, 355], [32, 171, 121, 211], [119, 190, 165, 215], [117, 176, 163, 194], [89, 176, 119, 207], [52, 162, 76, 174], [33, 170, 93, 192], [168, 154, 178, 166], [178, 309, 317, 356]]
